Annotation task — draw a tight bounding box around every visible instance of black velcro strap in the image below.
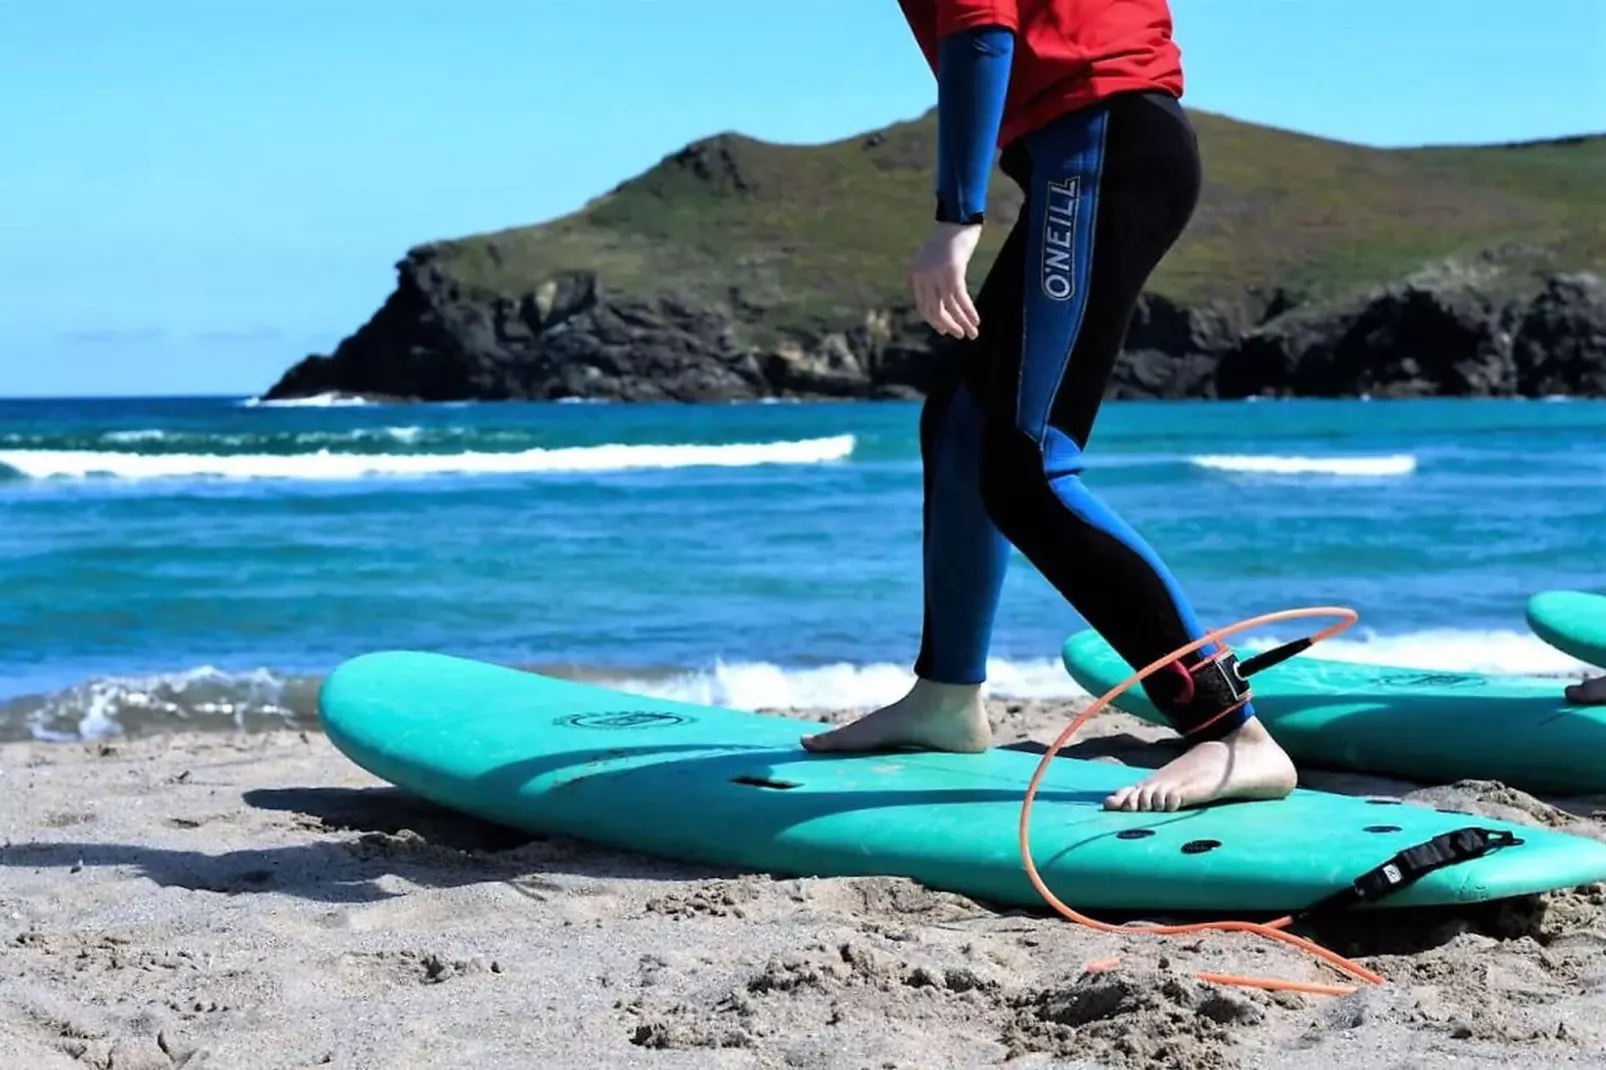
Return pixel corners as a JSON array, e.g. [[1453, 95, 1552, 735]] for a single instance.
[[1298, 826, 1523, 918], [1153, 650, 1255, 741], [1190, 650, 1252, 711]]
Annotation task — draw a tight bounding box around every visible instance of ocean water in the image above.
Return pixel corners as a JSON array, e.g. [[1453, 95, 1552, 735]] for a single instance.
[[2, 392, 1603, 743]]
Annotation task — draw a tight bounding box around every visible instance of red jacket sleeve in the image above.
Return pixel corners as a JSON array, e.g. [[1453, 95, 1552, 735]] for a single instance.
[[934, 0, 1019, 36]]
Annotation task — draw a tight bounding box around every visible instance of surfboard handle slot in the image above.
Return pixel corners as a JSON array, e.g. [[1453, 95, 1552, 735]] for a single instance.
[[731, 775, 801, 791]]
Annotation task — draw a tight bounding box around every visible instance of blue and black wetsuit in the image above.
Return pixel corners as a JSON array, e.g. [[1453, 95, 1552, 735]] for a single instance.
[[914, 27, 1254, 742]]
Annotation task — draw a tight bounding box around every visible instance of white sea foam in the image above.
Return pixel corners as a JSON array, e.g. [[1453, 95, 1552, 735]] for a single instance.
[[0, 434, 856, 481], [102, 429, 169, 444], [9, 666, 306, 742], [1190, 453, 1417, 477], [238, 392, 374, 408], [7, 630, 1592, 743], [615, 629, 1594, 712], [605, 656, 1082, 711]]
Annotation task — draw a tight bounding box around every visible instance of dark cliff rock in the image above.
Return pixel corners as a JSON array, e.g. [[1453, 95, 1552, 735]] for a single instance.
[[1514, 274, 1606, 396], [265, 250, 1606, 403], [266, 247, 946, 403], [1215, 279, 1513, 398], [1106, 291, 1272, 400], [1215, 268, 1606, 399]]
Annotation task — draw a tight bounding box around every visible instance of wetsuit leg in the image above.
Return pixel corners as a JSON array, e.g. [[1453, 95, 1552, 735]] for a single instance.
[[975, 91, 1254, 742], [910, 223, 1026, 685], [908, 22, 1020, 685]]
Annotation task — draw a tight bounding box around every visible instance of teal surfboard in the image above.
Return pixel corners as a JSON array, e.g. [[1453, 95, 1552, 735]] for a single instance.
[[1061, 630, 1606, 795], [1527, 590, 1606, 670], [318, 650, 1606, 914]]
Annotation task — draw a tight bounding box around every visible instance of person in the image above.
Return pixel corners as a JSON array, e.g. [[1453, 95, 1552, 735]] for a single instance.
[[802, 0, 1298, 813]]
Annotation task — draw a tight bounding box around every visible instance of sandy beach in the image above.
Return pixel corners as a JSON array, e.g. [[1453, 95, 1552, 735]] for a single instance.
[[3, 698, 1606, 1070]]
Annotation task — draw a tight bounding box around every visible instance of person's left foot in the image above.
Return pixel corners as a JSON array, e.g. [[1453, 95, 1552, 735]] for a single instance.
[[1103, 715, 1296, 812], [1565, 675, 1606, 705], [800, 678, 991, 754]]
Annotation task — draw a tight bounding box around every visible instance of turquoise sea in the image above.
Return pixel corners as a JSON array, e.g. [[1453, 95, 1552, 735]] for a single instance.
[[2, 393, 1602, 742]]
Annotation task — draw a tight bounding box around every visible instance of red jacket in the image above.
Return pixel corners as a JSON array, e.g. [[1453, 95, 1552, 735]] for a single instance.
[[897, 0, 1184, 147]]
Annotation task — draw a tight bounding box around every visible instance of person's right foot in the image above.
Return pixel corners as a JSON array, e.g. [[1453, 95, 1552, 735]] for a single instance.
[[1102, 715, 1297, 812], [799, 678, 992, 753]]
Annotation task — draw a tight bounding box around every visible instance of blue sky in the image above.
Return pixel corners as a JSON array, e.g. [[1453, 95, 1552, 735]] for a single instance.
[[1, 0, 1602, 398]]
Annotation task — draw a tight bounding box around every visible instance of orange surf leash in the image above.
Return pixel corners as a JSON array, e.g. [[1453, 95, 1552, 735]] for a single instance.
[[1017, 606, 1386, 997]]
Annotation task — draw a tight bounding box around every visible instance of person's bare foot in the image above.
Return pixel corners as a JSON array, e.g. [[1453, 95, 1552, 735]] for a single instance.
[[800, 678, 992, 753], [1103, 716, 1296, 812], [1566, 675, 1606, 705]]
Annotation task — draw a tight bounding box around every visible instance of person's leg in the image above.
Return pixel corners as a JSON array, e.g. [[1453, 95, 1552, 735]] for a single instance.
[[803, 213, 1029, 754], [977, 91, 1294, 812], [1566, 675, 1606, 704]]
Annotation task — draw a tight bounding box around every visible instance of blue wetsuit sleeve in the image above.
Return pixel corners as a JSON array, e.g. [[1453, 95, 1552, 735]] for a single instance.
[[934, 26, 1014, 225]]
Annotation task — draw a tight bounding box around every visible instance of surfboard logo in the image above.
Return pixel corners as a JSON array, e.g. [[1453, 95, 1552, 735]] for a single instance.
[[556, 710, 692, 729], [1376, 673, 1485, 689]]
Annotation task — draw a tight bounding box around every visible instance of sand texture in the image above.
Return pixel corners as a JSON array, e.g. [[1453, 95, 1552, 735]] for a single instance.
[[4, 699, 1606, 1069]]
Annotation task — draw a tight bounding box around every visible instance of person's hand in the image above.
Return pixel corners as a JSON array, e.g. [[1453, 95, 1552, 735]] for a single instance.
[[907, 222, 982, 340]]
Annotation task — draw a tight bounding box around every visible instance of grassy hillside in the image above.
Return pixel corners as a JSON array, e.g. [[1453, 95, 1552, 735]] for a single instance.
[[428, 108, 1606, 336]]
